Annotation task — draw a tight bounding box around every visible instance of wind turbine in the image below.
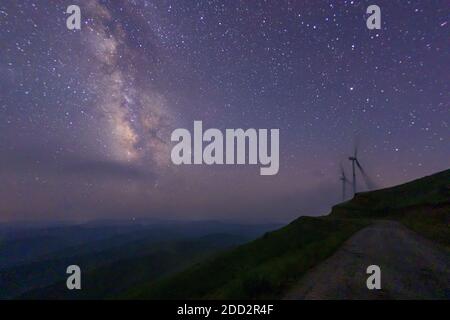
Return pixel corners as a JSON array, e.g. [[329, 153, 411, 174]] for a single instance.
[[348, 143, 374, 195], [348, 145, 358, 195]]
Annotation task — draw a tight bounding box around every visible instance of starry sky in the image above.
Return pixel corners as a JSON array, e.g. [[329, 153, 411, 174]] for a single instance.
[[0, 0, 448, 223]]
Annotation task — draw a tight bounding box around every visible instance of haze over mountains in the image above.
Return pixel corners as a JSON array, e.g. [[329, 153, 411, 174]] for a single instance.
[[2, 169, 448, 300], [0, 220, 279, 299]]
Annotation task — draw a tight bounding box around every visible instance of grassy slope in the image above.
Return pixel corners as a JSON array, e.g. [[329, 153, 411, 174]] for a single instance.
[[331, 169, 450, 248], [124, 169, 449, 299], [124, 217, 368, 299]]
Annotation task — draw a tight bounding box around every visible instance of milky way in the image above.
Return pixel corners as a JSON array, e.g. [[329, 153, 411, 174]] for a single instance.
[[0, 1, 448, 222]]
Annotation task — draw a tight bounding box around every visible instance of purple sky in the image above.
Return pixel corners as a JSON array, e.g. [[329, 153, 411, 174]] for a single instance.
[[0, 0, 448, 223]]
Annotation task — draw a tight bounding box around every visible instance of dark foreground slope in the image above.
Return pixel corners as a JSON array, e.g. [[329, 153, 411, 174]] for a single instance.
[[124, 218, 367, 299], [124, 169, 450, 299], [330, 168, 450, 248], [285, 221, 450, 299]]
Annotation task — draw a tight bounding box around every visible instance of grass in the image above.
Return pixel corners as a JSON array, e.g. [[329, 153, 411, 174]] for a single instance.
[[399, 205, 450, 249], [331, 169, 450, 217], [123, 217, 368, 299], [331, 169, 450, 248]]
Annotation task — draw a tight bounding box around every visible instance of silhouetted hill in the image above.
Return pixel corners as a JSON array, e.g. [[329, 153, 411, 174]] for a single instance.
[[331, 169, 450, 247], [331, 169, 450, 217]]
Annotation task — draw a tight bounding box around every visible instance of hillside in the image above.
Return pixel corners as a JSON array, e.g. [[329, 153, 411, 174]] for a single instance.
[[332, 168, 450, 215], [285, 220, 450, 299], [331, 169, 450, 247], [123, 169, 450, 299], [123, 217, 368, 299]]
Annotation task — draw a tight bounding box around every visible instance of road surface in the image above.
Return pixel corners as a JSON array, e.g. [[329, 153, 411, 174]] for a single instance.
[[285, 221, 450, 299]]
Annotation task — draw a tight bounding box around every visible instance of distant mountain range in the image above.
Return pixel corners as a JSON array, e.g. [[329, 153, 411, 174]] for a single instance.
[[3, 169, 449, 299], [0, 220, 279, 299]]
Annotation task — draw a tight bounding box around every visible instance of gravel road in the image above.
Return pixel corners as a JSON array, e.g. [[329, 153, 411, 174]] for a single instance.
[[285, 220, 450, 299]]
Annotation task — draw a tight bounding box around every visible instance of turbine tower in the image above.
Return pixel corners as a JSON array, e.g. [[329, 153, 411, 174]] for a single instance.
[[348, 143, 374, 195], [339, 164, 350, 201], [348, 145, 358, 195]]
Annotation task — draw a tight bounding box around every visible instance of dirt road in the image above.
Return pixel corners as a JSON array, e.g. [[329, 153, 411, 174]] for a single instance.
[[285, 221, 450, 299]]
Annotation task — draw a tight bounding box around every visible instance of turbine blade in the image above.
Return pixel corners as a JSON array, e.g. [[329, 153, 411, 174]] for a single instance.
[[355, 159, 363, 171], [355, 160, 375, 189]]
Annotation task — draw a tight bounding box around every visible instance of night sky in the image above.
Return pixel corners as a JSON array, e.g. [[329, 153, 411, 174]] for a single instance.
[[0, 1, 448, 223]]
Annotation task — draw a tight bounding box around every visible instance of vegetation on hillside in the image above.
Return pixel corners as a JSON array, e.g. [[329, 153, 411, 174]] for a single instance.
[[331, 169, 450, 248], [124, 217, 368, 299], [124, 169, 450, 299]]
